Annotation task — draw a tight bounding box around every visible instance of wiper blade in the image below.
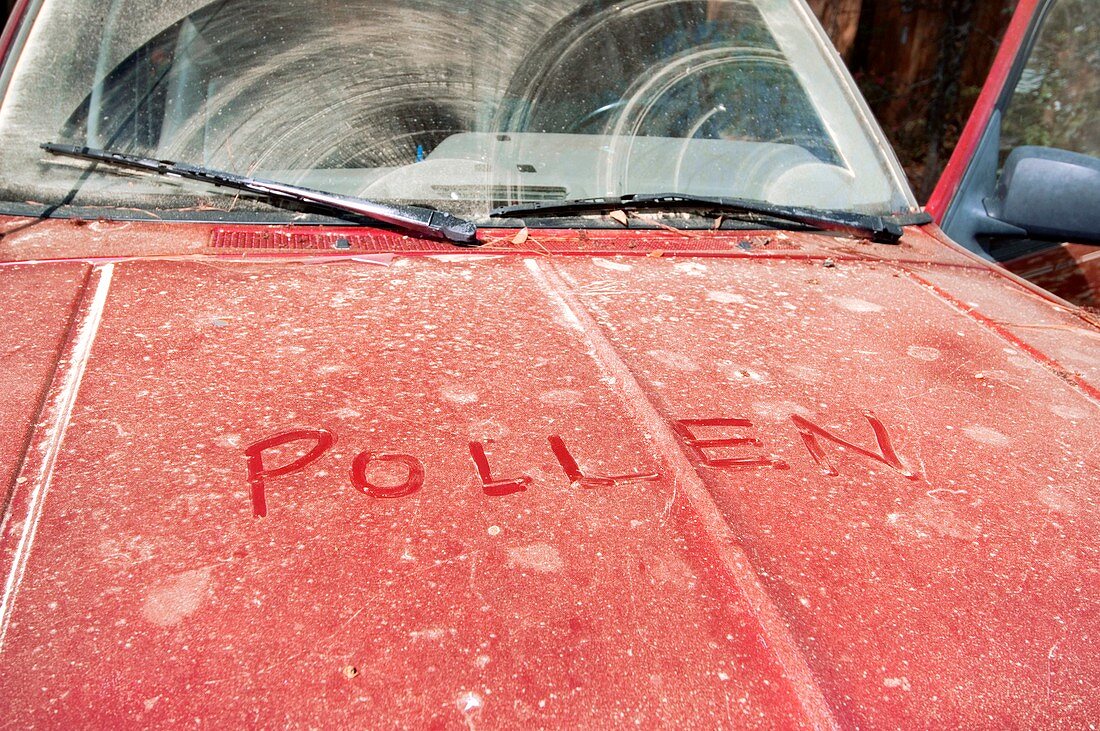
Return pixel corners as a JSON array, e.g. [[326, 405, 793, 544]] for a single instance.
[[491, 192, 908, 244], [42, 143, 480, 246]]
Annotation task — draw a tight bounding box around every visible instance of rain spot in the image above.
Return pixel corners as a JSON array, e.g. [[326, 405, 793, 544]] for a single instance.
[[888, 498, 981, 542], [592, 258, 633, 272], [1038, 485, 1081, 516], [507, 543, 564, 573], [834, 297, 883, 313], [141, 567, 214, 627], [907, 345, 941, 362], [470, 418, 509, 441], [674, 262, 708, 276], [647, 349, 700, 372], [963, 425, 1010, 447], [884, 677, 911, 691], [214, 433, 242, 448], [1050, 403, 1089, 421], [707, 291, 746, 305], [441, 386, 479, 405]]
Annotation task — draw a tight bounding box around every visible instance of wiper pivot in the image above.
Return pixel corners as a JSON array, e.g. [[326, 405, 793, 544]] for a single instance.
[[42, 143, 480, 246]]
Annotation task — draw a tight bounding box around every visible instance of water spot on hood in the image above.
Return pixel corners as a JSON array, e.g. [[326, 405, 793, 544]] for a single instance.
[[906, 345, 941, 362], [707, 291, 746, 305], [539, 389, 586, 407], [470, 418, 509, 441], [647, 349, 700, 372], [141, 567, 214, 627], [214, 433, 241, 448], [1038, 485, 1081, 516], [1050, 403, 1089, 421], [441, 386, 479, 405], [888, 498, 980, 542], [963, 425, 1010, 447], [674, 262, 708, 276], [333, 407, 362, 420], [883, 677, 911, 691], [592, 258, 633, 272], [834, 297, 884, 313], [507, 543, 564, 573]]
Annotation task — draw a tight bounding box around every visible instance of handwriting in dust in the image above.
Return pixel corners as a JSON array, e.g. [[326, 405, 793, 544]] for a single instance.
[[242, 409, 918, 518]]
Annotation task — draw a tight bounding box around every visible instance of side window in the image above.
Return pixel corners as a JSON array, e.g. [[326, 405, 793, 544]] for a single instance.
[[999, 0, 1099, 159], [940, 0, 1099, 312]]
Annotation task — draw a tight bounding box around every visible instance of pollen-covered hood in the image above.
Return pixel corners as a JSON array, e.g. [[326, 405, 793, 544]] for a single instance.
[[1, 221, 1097, 727]]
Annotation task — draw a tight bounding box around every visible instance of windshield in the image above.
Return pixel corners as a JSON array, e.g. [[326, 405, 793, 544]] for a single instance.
[[0, 0, 916, 224]]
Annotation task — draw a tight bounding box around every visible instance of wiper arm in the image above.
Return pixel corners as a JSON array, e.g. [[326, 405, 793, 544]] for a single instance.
[[491, 192, 911, 244], [42, 143, 480, 246]]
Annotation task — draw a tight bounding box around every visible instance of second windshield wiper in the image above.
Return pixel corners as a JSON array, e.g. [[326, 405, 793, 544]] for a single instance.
[[42, 143, 480, 246], [491, 193, 910, 243]]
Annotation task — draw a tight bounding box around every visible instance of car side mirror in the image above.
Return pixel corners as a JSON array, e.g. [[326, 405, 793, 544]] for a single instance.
[[985, 146, 1100, 243]]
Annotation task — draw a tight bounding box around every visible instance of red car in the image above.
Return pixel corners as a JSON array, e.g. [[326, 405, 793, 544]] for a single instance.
[[0, 0, 1096, 727]]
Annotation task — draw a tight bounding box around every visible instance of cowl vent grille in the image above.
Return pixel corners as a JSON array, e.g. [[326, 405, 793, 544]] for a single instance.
[[207, 227, 800, 255], [208, 229, 455, 252]]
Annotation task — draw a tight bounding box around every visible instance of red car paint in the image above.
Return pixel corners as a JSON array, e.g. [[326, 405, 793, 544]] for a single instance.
[[997, 244, 1100, 310], [0, 217, 1097, 727], [1, 0, 1098, 725]]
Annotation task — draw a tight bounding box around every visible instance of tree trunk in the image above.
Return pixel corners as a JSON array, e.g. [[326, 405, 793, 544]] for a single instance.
[[918, 0, 977, 198], [846, 0, 1017, 193], [807, 0, 865, 60]]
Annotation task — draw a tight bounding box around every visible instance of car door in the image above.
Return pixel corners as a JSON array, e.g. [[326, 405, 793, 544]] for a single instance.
[[928, 0, 1099, 312]]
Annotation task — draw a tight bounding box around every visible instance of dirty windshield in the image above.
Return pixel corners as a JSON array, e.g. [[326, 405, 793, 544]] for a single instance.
[[0, 0, 915, 224]]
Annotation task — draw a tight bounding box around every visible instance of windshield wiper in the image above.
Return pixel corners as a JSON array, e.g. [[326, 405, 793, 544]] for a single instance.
[[42, 143, 480, 246], [491, 192, 911, 244]]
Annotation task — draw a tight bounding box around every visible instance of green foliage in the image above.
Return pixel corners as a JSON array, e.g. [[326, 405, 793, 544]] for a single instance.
[[1000, 0, 1100, 158]]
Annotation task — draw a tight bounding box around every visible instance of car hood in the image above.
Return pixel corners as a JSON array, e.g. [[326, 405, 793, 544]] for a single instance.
[[1, 222, 1098, 727]]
